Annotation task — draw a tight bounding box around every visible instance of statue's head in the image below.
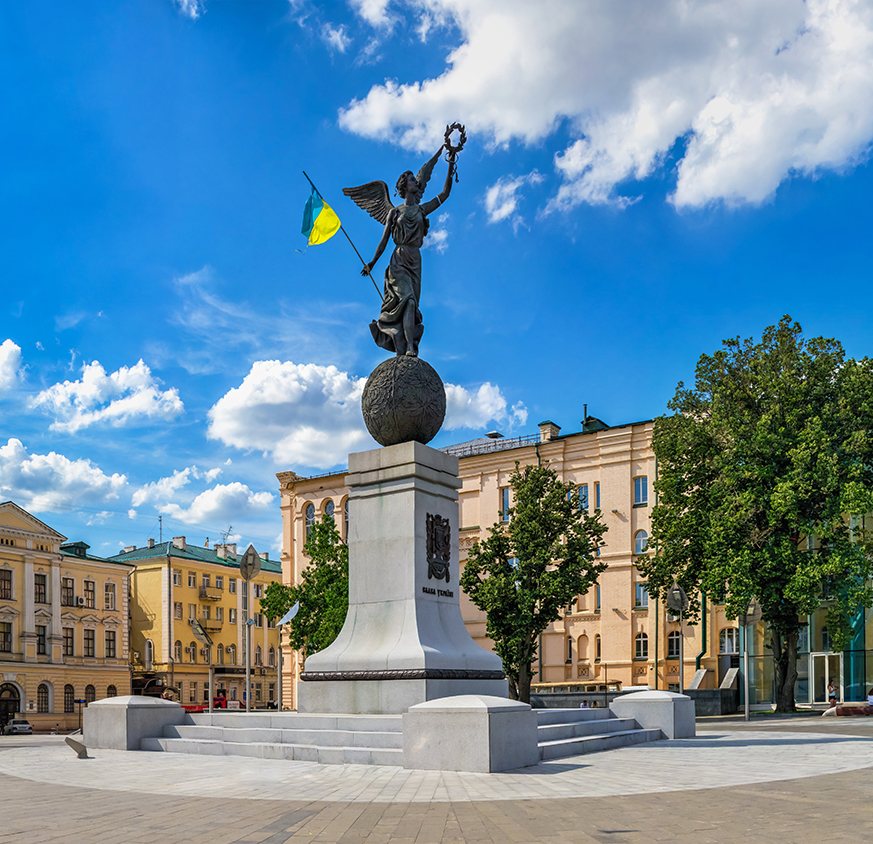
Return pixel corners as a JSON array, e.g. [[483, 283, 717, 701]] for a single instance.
[[395, 170, 419, 199]]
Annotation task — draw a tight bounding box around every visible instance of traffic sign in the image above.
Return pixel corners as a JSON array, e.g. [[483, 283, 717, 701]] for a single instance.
[[666, 583, 690, 613], [240, 544, 261, 581], [740, 598, 762, 627]]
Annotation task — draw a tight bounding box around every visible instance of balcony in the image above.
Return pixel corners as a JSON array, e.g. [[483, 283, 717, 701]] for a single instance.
[[201, 618, 224, 633], [199, 586, 223, 600]]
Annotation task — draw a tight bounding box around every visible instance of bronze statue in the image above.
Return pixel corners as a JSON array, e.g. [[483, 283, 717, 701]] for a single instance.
[[343, 124, 465, 357]]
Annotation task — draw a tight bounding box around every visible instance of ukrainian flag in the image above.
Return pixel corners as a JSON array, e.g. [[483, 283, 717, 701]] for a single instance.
[[301, 179, 341, 246]]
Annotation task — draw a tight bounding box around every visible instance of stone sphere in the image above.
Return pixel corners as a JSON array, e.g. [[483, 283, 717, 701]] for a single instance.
[[362, 356, 446, 447]]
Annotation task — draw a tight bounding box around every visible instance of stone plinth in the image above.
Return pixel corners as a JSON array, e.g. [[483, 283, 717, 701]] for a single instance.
[[83, 695, 185, 750], [609, 690, 696, 739], [298, 441, 506, 714], [403, 695, 538, 773]]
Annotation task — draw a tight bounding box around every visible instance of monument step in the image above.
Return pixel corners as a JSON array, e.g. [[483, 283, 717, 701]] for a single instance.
[[535, 707, 614, 725], [189, 712, 403, 733], [538, 727, 662, 759], [536, 716, 639, 741], [141, 736, 403, 766], [163, 723, 403, 749]]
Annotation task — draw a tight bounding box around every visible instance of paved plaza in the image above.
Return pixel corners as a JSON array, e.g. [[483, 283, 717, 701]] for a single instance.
[[1, 717, 872, 842]]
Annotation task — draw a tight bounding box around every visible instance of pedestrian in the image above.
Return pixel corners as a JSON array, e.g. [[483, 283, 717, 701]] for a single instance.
[[827, 678, 837, 707], [867, 687, 873, 707]]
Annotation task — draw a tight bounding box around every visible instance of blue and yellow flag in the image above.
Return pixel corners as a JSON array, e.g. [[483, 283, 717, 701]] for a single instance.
[[301, 180, 341, 246]]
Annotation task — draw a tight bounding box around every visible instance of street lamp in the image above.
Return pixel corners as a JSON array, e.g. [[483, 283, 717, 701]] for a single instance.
[[240, 544, 262, 714], [666, 584, 690, 693]]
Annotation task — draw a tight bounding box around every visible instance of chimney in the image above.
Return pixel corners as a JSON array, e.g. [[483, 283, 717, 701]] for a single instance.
[[216, 544, 227, 559], [172, 536, 186, 551], [259, 551, 269, 561], [538, 420, 561, 443], [226, 542, 237, 559], [147, 538, 155, 549], [123, 545, 136, 553]]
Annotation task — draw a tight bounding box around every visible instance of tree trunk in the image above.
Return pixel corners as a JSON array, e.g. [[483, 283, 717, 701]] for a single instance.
[[517, 661, 532, 704], [507, 675, 519, 701], [773, 629, 799, 713]]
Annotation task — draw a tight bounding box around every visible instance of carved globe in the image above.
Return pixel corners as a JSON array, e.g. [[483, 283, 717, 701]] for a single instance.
[[362, 357, 446, 447]]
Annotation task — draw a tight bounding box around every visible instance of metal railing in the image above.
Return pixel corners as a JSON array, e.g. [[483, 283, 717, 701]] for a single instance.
[[441, 433, 541, 459]]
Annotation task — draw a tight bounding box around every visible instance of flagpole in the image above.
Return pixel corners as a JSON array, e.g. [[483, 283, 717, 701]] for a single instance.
[[302, 171, 382, 300]]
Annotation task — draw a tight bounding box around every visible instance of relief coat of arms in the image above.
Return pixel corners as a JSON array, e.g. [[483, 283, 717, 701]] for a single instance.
[[426, 513, 451, 583]]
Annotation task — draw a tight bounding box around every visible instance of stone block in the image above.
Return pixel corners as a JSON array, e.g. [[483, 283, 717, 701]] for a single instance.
[[403, 695, 539, 773], [83, 695, 186, 750], [608, 690, 696, 739]]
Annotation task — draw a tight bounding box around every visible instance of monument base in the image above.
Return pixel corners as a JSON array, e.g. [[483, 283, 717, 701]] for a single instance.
[[298, 677, 508, 715]]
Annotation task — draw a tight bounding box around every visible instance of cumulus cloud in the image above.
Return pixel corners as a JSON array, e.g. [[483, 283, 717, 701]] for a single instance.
[[173, 0, 205, 19], [341, 0, 873, 209], [422, 211, 450, 252], [131, 465, 224, 508], [0, 340, 22, 391], [209, 359, 529, 469], [30, 359, 183, 433], [0, 438, 127, 513], [484, 173, 544, 225], [159, 482, 274, 526], [321, 23, 351, 53], [445, 383, 527, 431]]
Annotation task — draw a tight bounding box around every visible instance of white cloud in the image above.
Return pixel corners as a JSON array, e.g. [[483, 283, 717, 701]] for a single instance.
[[0, 340, 22, 391], [423, 212, 450, 252], [35, 341, 44, 351], [445, 382, 527, 431], [0, 438, 127, 513], [132, 465, 224, 508], [160, 482, 274, 526], [342, 0, 873, 209], [208, 360, 371, 469], [484, 172, 544, 225], [321, 23, 351, 53], [30, 359, 183, 433], [173, 0, 204, 19]]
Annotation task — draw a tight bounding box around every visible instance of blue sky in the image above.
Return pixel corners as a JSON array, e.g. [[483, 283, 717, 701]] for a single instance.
[[2, 0, 872, 555]]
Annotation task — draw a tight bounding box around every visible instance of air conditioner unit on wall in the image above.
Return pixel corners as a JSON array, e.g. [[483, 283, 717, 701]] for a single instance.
[[76, 596, 85, 607]]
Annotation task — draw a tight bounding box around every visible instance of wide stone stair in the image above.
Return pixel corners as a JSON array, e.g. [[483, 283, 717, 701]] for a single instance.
[[140, 711, 404, 765], [536, 708, 661, 759]]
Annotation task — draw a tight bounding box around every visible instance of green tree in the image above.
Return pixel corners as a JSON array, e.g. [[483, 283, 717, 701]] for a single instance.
[[260, 515, 349, 660], [639, 317, 873, 712], [460, 463, 608, 703]]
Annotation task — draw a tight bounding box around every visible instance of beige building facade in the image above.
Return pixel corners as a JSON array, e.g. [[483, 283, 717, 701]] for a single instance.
[[0, 501, 133, 731], [112, 537, 282, 708], [278, 417, 741, 708]]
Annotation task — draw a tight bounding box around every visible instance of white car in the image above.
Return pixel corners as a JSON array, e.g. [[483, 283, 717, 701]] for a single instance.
[[3, 719, 33, 735]]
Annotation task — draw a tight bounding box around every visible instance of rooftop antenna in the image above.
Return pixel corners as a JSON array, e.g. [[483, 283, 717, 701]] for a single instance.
[[159, 515, 162, 543], [220, 525, 233, 545]]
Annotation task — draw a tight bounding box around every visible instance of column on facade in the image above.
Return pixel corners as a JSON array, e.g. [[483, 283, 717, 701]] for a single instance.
[[50, 561, 62, 663], [22, 555, 35, 662]]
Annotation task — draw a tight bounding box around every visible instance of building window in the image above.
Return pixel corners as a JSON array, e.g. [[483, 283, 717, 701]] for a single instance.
[[37, 625, 47, 655], [189, 682, 197, 703], [500, 488, 510, 522], [144, 639, 154, 669], [325, 500, 335, 521], [635, 582, 649, 608], [566, 636, 573, 664], [634, 476, 648, 507], [579, 483, 589, 511], [594, 634, 601, 662], [822, 626, 832, 652], [189, 641, 197, 663], [253, 584, 263, 599], [594, 482, 601, 509], [217, 644, 224, 665], [635, 632, 648, 659], [173, 569, 182, 586], [202, 606, 210, 620], [269, 646, 276, 667], [84, 581, 95, 608], [202, 574, 210, 588], [34, 573, 47, 603], [255, 683, 262, 702], [188, 604, 196, 620], [61, 577, 74, 606], [63, 627, 73, 656], [344, 498, 350, 540], [229, 578, 236, 594], [305, 503, 315, 538], [267, 616, 276, 629], [719, 628, 738, 654], [269, 682, 275, 702], [2, 569, 18, 600], [0, 622, 11, 652], [227, 645, 236, 665], [174, 602, 183, 619], [229, 608, 237, 624], [64, 684, 74, 713], [84, 629, 95, 657], [107, 685, 117, 698], [85, 685, 96, 704], [37, 684, 49, 713], [595, 584, 601, 613], [188, 572, 196, 588], [216, 606, 224, 621], [105, 630, 116, 658], [215, 576, 223, 589], [634, 530, 649, 555], [667, 631, 681, 659], [174, 641, 182, 662], [255, 645, 262, 666], [104, 582, 116, 611]]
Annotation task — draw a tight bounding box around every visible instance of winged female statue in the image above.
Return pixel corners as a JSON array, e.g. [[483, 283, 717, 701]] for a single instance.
[[343, 132, 460, 357]]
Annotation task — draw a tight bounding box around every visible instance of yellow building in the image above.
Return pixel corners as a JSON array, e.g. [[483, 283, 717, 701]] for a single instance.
[[0, 501, 133, 731], [112, 537, 282, 708], [277, 416, 740, 707]]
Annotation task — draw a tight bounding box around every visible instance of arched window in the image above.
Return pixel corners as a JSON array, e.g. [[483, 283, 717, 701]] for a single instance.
[[324, 500, 335, 522], [343, 498, 350, 541], [667, 630, 681, 659], [85, 685, 96, 704], [37, 683, 49, 713], [107, 685, 117, 698], [594, 634, 602, 662], [305, 504, 315, 538], [635, 632, 648, 659], [566, 637, 573, 664], [64, 684, 74, 713], [203, 646, 211, 665], [268, 646, 276, 668], [255, 645, 262, 666], [227, 645, 236, 665], [189, 641, 197, 663], [174, 641, 182, 662], [217, 644, 224, 665], [634, 530, 649, 555], [719, 628, 738, 654], [144, 639, 154, 670], [577, 634, 589, 662]]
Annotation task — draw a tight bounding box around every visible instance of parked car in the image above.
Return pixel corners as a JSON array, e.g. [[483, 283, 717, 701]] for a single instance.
[[3, 719, 33, 735]]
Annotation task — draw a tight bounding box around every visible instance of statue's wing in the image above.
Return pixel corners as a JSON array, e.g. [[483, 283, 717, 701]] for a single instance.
[[415, 148, 442, 195], [342, 181, 394, 225]]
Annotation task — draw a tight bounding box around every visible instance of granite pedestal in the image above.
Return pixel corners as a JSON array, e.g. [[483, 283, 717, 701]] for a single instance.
[[298, 441, 506, 714]]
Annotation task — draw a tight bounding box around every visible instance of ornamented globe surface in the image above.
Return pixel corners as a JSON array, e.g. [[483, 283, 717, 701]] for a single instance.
[[361, 357, 446, 447]]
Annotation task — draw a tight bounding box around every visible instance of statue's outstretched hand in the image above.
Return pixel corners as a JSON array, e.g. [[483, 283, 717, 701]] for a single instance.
[[361, 263, 373, 277]]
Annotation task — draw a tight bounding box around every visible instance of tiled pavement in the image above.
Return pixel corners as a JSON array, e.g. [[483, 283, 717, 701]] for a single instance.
[[1, 718, 872, 842]]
